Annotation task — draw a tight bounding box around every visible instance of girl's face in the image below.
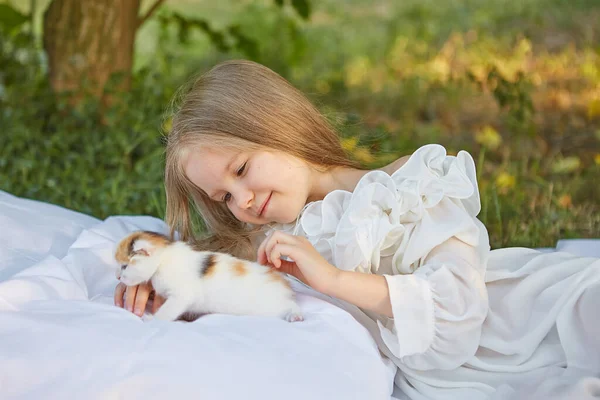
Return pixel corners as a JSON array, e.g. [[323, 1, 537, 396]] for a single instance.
[[184, 146, 315, 225]]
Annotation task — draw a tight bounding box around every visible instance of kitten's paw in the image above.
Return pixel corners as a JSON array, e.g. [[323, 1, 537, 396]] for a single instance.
[[284, 311, 304, 323]]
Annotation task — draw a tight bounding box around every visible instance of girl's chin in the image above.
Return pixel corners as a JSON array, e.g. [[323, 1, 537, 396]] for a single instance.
[[277, 213, 302, 225]]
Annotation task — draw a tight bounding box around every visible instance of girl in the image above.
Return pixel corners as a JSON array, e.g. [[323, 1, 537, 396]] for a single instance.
[[114, 60, 600, 399]]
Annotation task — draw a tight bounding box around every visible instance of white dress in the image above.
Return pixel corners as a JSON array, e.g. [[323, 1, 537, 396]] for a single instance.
[[267, 144, 600, 400]]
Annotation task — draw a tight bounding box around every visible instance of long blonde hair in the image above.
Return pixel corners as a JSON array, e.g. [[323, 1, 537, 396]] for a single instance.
[[164, 59, 358, 260]]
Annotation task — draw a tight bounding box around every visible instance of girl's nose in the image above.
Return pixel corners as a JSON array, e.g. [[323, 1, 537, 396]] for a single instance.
[[235, 188, 254, 210]]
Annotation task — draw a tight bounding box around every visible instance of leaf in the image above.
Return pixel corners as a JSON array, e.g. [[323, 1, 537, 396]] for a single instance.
[[558, 194, 572, 209], [587, 98, 600, 120], [167, 13, 220, 49], [495, 172, 516, 192], [475, 125, 502, 150], [291, 0, 311, 19], [345, 56, 370, 87], [274, 0, 285, 7], [162, 116, 173, 134], [341, 136, 358, 152], [315, 80, 330, 94], [177, 19, 190, 44], [551, 156, 581, 174], [0, 4, 28, 32], [228, 25, 259, 59], [353, 147, 375, 164]]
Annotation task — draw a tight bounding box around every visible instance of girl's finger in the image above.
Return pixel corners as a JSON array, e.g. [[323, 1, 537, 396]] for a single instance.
[[278, 259, 308, 285], [152, 294, 166, 314], [269, 243, 298, 269], [133, 283, 152, 317], [265, 232, 296, 265], [257, 229, 279, 264], [124, 285, 139, 313], [257, 234, 269, 265], [263, 232, 279, 264], [114, 282, 127, 307], [276, 259, 298, 277]]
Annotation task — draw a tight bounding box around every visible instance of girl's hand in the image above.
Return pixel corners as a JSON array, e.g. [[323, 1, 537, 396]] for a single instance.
[[114, 281, 165, 317], [257, 230, 340, 294]]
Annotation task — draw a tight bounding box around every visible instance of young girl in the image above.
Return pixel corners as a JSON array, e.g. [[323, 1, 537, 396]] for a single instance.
[[114, 60, 600, 399]]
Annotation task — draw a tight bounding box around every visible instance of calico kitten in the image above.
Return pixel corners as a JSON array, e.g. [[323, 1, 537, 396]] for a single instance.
[[114, 231, 304, 323]]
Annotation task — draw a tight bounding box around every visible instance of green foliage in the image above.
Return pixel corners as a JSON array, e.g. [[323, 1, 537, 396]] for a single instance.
[[0, 28, 171, 220], [152, 0, 311, 62], [289, 0, 311, 20], [468, 67, 536, 137], [1, 0, 599, 248], [158, 11, 260, 59], [0, 3, 28, 32]]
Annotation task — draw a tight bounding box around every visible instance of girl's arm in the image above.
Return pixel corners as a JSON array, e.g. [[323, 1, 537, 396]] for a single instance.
[[257, 230, 394, 316], [258, 230, 489, 371], [325, 270, 393, 318]]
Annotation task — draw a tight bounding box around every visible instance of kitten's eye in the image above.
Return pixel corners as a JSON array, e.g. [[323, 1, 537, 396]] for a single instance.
[[236, 162, 247, 177], [223, 192, 232, 202]]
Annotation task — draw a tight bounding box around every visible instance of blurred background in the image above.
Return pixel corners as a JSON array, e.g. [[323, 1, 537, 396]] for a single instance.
[[1, 0, 598, 249]]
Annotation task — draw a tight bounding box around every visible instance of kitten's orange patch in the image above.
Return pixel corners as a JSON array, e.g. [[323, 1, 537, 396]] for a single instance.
[[115, 231, 171, 264], [138, 231, 171, 248], [202, 254, 217, 277], [233, 262, 248, 276], [267, 269, 291, 289], [115, 237, 132, 265]]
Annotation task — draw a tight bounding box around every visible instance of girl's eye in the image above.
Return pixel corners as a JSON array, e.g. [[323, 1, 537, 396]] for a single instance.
[[236, 162, 247, 177], [220, 162, 246, 202], [121, 265, 127, 270]]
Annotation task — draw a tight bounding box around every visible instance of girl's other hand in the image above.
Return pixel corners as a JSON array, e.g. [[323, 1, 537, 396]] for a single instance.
[[257, 230, 340, 294], [114, 281, 165, 317]]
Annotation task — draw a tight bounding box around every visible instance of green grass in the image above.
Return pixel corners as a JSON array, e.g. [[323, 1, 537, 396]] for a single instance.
[[1, 0, 599, 249]]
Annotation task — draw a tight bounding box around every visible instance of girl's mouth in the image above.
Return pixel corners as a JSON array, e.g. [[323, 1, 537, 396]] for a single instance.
[[259, 193, 272, 217]]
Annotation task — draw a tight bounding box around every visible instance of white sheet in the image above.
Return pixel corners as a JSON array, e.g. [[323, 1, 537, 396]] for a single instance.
[[0, 191, 396, 400]]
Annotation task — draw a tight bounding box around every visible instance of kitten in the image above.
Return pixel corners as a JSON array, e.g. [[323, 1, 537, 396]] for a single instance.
[[114, 231, 304, 323]]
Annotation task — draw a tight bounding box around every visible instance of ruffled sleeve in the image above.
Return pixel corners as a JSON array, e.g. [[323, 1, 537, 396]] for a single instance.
[[379, 235, 489, 370], [296, 144, 491, 371]]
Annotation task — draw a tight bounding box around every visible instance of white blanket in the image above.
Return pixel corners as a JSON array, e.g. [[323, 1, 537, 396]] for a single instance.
[[0, 191, 396, 400], [1, 190, 598, 400]]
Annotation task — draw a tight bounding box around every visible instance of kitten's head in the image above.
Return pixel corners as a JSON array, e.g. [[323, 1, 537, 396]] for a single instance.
[[114, 231, 172, 286]]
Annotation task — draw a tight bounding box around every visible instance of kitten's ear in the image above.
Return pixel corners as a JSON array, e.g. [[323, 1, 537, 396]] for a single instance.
[[132, 239, 155, 257]]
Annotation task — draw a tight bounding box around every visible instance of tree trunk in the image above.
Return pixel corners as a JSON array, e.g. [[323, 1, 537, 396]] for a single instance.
[[42, 0, 141, 104]]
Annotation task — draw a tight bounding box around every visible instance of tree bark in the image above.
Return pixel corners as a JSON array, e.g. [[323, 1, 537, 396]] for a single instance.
[[42, 0, 141, 104]]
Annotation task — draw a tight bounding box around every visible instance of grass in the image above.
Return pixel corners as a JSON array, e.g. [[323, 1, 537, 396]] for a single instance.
[[1, 0, 599, 249]]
